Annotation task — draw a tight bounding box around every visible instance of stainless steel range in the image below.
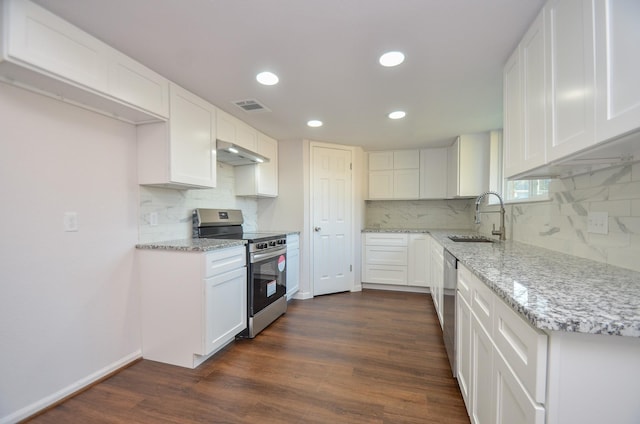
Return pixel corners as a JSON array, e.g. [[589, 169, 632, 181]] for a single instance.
[[193, 208, 287, 338]]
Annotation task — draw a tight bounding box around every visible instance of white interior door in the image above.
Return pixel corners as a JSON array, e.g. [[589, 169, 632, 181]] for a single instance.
[[312, 145, 353, 296]]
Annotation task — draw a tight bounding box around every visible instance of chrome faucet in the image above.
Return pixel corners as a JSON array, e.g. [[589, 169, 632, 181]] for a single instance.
[[474, 191, 506, 241]]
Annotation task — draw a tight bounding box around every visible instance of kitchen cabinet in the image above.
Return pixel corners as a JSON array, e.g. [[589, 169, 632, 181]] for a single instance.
[[362, 233, 409, 285], [446, 133, 490, 198], [137, 83, 217, 189], [0, 0, 169, 123], [429, 237, 444, 327], [286, 233, 300, 300], [216, 108, 257, 151], [368, 150, 419, 199], [235, 132, 278, 197], [594, 0, 640, 143], [362, 232, 430, 288], [407, 234, 429, 287], [503, 8, 547, 180], [138, 245, 247, 369], [456, 263, 548, 424], [546, 0, 595, 162], [456, 291, 472, 414], [504, 0, 640, 179], [419, 148, 448, 199]]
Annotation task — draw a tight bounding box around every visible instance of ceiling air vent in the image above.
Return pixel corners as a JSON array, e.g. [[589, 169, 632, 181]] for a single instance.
[[232, 98, 271, 113]]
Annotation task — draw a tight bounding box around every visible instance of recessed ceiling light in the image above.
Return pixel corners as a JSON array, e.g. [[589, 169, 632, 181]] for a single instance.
[[388, 111, 406, 120], [256, 71, 279, 86], [307, 120, 323, 128], [379, 51, 405, 67]]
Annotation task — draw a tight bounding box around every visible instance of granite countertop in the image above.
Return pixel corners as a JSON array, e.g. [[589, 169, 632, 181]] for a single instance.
[[426, 230, 640, 338], [136, 238, 246, 252]]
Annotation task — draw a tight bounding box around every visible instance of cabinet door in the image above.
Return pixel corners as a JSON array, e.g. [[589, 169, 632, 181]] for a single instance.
[[108, 49, 169, 118], [521, 10, 547, 172], [5, 0, 109, 92], [236, 120, 257, 151], [368, 170, 394, 199], [407, 234, 429, 287], [369, 151, 394, 170], [393, 150, 420, 169], [471, 314, 495, 424], [419, 148, 448, 199], [546, 0, 596, 162], [504, 48, 524, 178], [494, 350, 545, 424], [393, 169, 420, 199], [458, 133, 490, 197], [169, 84, 216, 188], [447, 138, 460, 197], [429, 241, 444, 326], [456, 292, 472, 415], [286, 245, 300, 299], [203, 267, 247, 355], [235, 132, 278, 197], [595, 0, 640, 143]]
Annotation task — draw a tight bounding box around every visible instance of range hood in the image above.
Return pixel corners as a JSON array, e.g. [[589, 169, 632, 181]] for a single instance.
[[216, 140, 270, 166]]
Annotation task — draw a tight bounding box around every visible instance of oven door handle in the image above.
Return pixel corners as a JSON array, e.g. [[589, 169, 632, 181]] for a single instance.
[[251, 246, 287, 263]]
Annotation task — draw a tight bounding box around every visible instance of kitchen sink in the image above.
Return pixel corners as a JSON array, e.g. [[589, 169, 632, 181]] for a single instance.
[[448, 235, 495, 243]]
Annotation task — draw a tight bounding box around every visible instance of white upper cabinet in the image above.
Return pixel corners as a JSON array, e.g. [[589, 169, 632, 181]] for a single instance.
[[546, 0, 596, 162], [235, 132, 279, 197], [420, 147, 448, 199], [216, 108, 257, 151], [368, 150, 419, 199], [520, 10, 547, 171], [504, 0, 640, 178], [0, 0, 169, 122], [503, 10, 547, 178], [447, 133, 490, 198], [137, 84, 216, 189], [594, 0, 640, 143]]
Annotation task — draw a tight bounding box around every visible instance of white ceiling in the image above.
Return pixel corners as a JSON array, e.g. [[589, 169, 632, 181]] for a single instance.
[[34, 0, 544, 151]]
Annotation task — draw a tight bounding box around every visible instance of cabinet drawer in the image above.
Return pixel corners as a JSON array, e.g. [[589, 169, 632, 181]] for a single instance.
[[460, 264, 494, 335], [203, 246, 246, 278], [364, 265, 407, 285], [365, 246, 408, 266], [457, 264, 473, 305], [365, 233, 408, 246], [493, 298, 547, 403]]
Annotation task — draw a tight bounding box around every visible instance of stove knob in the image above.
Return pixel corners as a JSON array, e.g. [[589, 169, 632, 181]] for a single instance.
[[269, 241, 276, 247], [277, 239, 285, 245]]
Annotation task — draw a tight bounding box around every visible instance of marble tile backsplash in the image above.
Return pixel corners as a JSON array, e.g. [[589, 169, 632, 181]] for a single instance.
[[365, 199, 475, 230], [138, 163, 258, 243], [477, 163, 640, 272]]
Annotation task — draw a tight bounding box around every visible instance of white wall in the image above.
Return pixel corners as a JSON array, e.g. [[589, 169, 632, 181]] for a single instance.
[[0, 83, 141, 423]]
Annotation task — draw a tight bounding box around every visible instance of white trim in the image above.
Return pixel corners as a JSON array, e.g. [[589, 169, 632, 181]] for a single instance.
[[1, 350, 142, 424], [362, 283, 430, 294]]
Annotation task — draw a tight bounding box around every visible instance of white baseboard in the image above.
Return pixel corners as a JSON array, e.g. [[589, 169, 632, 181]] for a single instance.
[[362, 283, 430, 293], [1, 350, 142, 424]]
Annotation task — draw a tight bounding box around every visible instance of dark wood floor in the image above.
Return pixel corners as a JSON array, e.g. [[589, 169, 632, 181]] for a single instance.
[[28, 290, 470, 424]]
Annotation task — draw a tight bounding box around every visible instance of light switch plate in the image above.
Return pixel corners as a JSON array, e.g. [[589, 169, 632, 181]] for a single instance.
[[587, 211, 608, 234]]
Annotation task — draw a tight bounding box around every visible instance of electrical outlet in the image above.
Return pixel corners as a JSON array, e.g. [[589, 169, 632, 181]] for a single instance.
[[150, 212, 158, 226], [64, 212, 78, 232], [587, 211, 608, 234]]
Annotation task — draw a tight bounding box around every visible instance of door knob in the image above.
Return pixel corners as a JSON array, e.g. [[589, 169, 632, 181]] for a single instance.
[[314, 226, 322, 232]]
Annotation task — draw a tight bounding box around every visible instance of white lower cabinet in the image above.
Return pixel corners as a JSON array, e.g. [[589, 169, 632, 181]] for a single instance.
[[362, 232, 430, 288], [429, 237, 444, 327], [139, 245, 247, 369], [494, 349, 545, 424], [471, 314, 494, 424], [457, 263, 547, 424], [286, 234, 300, 299], [456, 291, 472, 414]]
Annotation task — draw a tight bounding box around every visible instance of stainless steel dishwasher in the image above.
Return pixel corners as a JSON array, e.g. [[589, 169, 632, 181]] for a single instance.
[[443, 249, 457, 376]]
